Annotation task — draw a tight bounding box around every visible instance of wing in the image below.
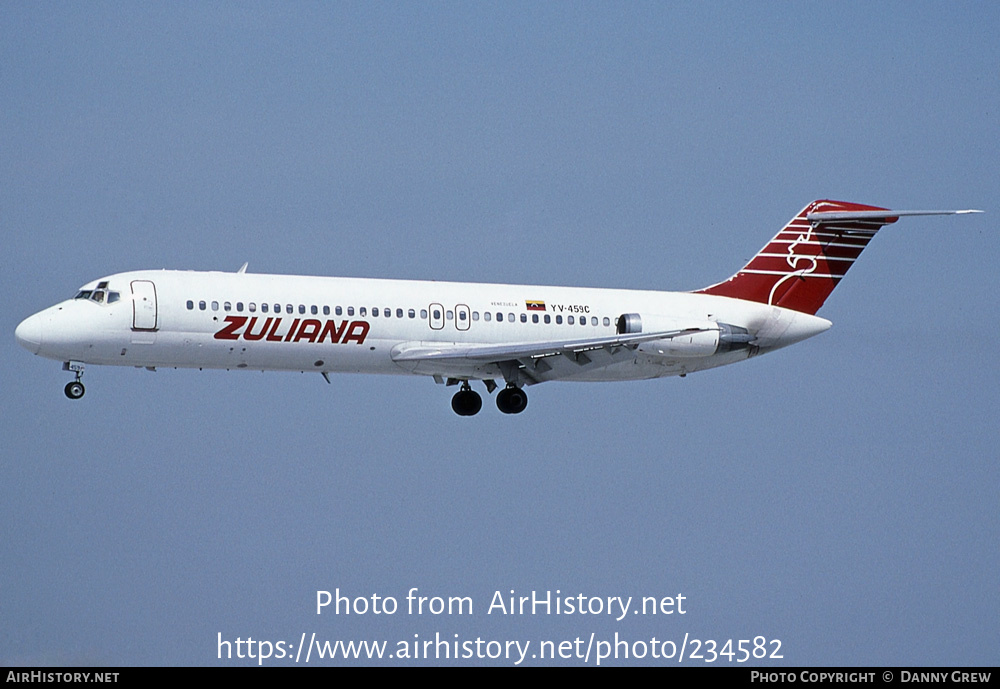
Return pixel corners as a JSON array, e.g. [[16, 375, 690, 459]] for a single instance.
[[390, 327, 711, 385]]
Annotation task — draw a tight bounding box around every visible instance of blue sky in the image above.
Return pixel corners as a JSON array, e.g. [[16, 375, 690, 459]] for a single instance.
[[2, 2, 997, 666]]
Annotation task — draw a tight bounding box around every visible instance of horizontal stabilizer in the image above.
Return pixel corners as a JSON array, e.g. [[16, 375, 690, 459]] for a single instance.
[[807, 209, 982, 223]]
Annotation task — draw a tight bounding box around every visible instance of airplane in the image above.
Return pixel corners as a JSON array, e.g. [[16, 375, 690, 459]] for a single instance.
[[15, 200, 981, 416]]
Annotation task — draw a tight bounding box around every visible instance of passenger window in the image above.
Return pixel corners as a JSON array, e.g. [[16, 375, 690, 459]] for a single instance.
[[224, 302, 231, 312], [472, 311, 479, 321], [397, 308, 404, 318], [544, 314, 550, 324], [420, 309, 428, 319], [591, 316, 598, 326], [433, 309, 441, 320], [249, 303, 257, 312], [408, 309, 415, 318], [311, 305, 318, 315], [187, 300, 194, 310], [531, 314, 538, 323], [568, 316, 574, 325], [299, 305, 306, 314], [199, 301, 207, 311], [603, 317, 610, 326], [274, 304, 280, 313], [372, 308, 379, 317], [336, 306, 343, 316], [236, 302, 244, 312], [484, 312, 491, 322], [459, 311, 467, 321], [520, 314, 527, 323], [211, 301, 219, 311], [360, 307, 367, 316], [262, 303, 269, 313], [507, 313, 515, 322], [348, 307, 355, 316], [323, 306, 330, 315], [446, 310, 454, 320], [556, 315, 562, 324]]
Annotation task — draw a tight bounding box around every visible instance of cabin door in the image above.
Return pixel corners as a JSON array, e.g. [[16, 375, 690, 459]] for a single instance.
[[131, 280, 158, 331]]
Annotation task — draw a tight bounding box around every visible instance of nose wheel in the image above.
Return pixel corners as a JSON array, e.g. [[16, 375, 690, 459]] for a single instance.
[[63, 362, 86, 399], [64, 380, 85, 399]]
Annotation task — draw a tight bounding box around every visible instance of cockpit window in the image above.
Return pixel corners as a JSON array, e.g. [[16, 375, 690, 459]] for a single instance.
[[74, 288, 120, 305]]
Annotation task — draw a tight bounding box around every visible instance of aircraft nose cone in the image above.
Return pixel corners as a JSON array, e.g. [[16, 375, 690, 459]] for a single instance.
[[15, 313, 43, 354]]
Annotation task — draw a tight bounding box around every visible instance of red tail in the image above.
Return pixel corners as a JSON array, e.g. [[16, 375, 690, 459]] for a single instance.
[[695, 200, 900, 315]]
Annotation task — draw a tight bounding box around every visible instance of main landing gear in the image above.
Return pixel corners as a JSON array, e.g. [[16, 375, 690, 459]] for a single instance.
[[451, 382, 483, 417], [496, 384, 528, 415], [63, 361, 85, 400], [450, 381, 528, 416]]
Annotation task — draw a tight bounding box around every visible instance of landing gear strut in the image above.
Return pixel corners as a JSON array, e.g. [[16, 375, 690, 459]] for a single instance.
[[63, 362, 85, 400], [451, 382, 483, 416], [496, 385, 528, 414]]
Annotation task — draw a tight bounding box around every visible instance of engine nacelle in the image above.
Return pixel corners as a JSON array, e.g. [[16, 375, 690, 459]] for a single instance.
[[616, 313, 752, 359], [637, 328, 720, 358], [617, 312, 644, 335]]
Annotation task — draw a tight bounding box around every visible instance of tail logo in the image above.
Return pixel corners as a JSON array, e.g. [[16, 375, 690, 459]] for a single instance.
[[768, 229, 818, 306]]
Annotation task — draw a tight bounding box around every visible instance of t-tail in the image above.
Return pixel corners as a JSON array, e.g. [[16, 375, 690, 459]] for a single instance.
[[695, 200, 982, 315]]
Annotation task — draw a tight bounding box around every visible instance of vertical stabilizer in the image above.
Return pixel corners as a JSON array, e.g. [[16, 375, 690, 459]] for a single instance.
[[695, 200, 980, 315]]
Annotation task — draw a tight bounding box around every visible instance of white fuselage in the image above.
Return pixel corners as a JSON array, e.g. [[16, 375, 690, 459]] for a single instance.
[[16, 269, 831, 384]]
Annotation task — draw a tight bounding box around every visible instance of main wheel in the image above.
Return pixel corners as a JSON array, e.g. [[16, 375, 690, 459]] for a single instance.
[[64, 381, 85, 400], [496, 386, 527, 414], [451, 389, 483, 416]]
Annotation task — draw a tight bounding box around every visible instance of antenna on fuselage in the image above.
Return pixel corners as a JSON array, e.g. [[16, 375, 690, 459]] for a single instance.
[[237, 262, 249, 274]]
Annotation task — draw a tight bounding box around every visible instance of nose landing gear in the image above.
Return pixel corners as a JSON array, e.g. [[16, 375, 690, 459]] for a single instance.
[[62, 361, 85, 400]]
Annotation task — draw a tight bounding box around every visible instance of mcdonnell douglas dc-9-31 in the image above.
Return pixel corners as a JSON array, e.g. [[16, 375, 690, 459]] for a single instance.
[[15, 200, 981, 415]]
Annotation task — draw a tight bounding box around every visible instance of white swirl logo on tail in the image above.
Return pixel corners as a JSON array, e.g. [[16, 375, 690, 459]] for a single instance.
[[767, 220, 818, 306]]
